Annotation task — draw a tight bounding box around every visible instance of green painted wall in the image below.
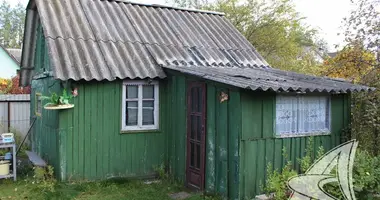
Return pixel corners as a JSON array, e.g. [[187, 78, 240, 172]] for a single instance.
[[204, 84, 240, 200], [165, 75, 186, 182], [34, 19, 50, 73], [31, 77, 61, 174], [57, 80, 167, 180], [238, 91, 350, 199], [31, 18, 61, 175], [165, 73, 241, 200]]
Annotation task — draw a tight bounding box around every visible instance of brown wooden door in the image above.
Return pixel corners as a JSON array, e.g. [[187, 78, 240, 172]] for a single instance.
[[186, 82, 206, 190]]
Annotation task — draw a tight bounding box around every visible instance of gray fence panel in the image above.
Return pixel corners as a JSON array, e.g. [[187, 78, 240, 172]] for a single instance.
[[10, 102, 30, 135], [0, 102, 8, 133], [0, 95, 30, 140]]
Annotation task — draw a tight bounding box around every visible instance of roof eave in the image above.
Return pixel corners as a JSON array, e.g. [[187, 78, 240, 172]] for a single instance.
[[163, 65, 374, 93]]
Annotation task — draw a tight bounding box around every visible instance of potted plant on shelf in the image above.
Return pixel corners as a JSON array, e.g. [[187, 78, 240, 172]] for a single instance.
[[42, 88, 77, 110]]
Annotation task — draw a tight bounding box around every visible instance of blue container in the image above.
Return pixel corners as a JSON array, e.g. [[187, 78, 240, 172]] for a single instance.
[[4, 152, 12, 160]]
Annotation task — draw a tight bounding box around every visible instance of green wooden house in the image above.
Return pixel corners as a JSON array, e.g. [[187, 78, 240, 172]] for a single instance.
[[19, 0, 371, 199]]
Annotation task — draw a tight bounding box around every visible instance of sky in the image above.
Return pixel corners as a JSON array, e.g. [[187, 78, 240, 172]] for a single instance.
[[294, 0, 356, 51], [8, 0, 358, 52]]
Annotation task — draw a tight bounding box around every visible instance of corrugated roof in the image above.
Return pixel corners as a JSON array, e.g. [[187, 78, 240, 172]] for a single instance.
[[163, 65, 373, 93], [27, 0, 268, 82], [19, 0, 371, 93], [0, 44, 21, 65], [37, 0, 166, 81], [6, 49, 22, 64]]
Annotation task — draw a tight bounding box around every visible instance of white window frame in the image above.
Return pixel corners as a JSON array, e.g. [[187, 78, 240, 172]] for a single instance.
[[121, 80, 159, 131], [275, 94, 331, 137]]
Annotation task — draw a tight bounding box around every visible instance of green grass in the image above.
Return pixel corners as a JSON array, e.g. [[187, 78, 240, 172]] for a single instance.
[[0, 178, 221, 200]]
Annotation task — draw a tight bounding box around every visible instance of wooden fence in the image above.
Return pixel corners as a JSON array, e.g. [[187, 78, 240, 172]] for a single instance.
[[0, 94, 30, 140]]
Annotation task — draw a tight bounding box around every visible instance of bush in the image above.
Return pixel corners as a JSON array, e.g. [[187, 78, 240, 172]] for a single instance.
[[324, 150, 380, 199], [264, 137, 380, 199], [31, 165, 57, 193], [351, 84, 380, 156], [353, 151, 380, 195], [263, 138, 326, 199], [263, 148, 297, 200], [264, 162, 297, 200]]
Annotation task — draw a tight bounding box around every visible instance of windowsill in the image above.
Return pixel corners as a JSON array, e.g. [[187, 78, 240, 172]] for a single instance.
[[120, 129, 161, 134], [275, 132, 331, 138]]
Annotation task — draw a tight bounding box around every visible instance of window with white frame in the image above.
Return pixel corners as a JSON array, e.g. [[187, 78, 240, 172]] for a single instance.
[[121, 80, 159, 131], [275, 95, 330, 136]]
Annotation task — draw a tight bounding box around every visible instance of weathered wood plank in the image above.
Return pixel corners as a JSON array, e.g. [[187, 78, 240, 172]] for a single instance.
[[228, 90, 241, 200], [206, 85, 216, 192], [216, 88, 228, 196], [26, 151, 47, 167]]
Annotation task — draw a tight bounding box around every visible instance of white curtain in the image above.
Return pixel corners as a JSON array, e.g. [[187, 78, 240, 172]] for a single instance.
[[276, 95, 330, 135]]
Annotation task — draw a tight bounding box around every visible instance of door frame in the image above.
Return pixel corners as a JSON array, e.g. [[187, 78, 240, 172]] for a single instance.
[[186, 81, 206, 190]]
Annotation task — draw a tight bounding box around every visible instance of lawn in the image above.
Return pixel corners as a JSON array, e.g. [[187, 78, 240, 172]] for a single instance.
[[0, 178, 219, 200]]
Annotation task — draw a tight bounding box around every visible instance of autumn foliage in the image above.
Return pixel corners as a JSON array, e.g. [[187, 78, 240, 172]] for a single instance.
[[320, 43, 380, 155], [0, 75, 30, 94], [320, 45, 376, 83]]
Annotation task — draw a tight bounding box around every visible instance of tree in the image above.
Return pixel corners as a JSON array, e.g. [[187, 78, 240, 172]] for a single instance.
[[0, 0, 13, 47], [169, 0, 210, 8], [0, 78, 11, 93], [320, 42, 380, 155], [330, 0, 380, 155], [321, 44, 376, 83], [0, 75, 30, 94], [342, 0, 379, 67], [11, 2, 26, 48], [0, 0, 26, 48], [168, 0, 323, 74]]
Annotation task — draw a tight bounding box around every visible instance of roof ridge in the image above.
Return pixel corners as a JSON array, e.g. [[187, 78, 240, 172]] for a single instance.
[[107, 0, 225, 15]]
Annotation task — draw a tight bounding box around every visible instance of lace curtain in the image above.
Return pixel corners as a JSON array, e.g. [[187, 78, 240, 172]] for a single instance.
[[276, 95, 330, 135]]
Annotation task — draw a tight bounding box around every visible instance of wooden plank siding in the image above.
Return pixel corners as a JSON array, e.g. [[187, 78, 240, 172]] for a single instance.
[[53, 75, 188, 182], [166, 73, 241, 199], [30, 77, 61, 176], [166, 75, 187, 182], [239, 91, 350, 199], [30, 18, 61, 176], [31, 74, 350, 199], [57, 80, 167, 180]]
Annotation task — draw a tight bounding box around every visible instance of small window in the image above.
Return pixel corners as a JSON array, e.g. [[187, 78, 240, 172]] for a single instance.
[[121, 80, 159, 131], [35, 93, 42, 116], [275, 95, 330, 136]]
